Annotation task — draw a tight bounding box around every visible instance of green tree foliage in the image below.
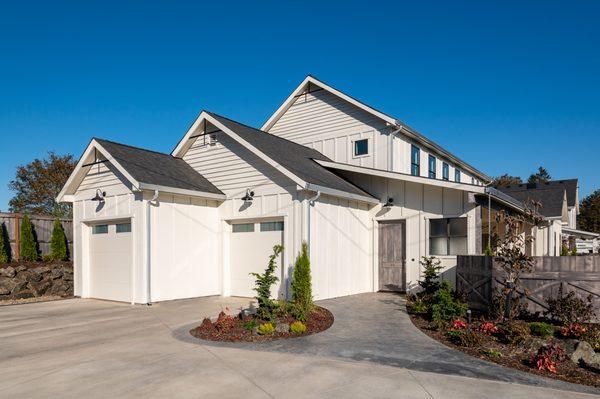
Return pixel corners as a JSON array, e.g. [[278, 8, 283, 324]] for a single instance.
[[9, 152, 76, 218], [578, 189, 600, 234], [0, 222, 11, 263], [527, 166, 551, 184], [50, 219, 68, 261], [418, 256, 443, 296], [250, 245, 283, 321], [492, 174, 522, 187], [20, 215, 38, 261], [291, 242, 313, 321]]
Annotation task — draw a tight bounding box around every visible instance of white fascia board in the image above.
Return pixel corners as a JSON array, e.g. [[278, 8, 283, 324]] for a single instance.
[[562, 227, 599, 238], [304, 183, 379, 205], [315, 159, 486, 194], [56, 139, 140, 203], [171, 110, 205, 157], [138, 183, 226, 201], [261, 75, 397, 132]]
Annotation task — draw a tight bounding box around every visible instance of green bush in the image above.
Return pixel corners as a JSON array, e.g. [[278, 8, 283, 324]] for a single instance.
[[250, 245, 283, 321], [0, 222, 10, 263], [480, 348, 502, 359], [407, 297, 429, 314], [418, 256, 443, 296], [483, 245, 494, 256], [20, 215, 38, 261], [291, 242, 313, 322], [529, 322, 554, 338], [430, 281, 468, 329], [545, 287, 596, 325], [257, 322, 275, 335], [290, 321, 307, 334], [499, 322, 529, 345], [50, 219, 68, 261], [243, 320, 257, 331], [446, 329, 482, 347]]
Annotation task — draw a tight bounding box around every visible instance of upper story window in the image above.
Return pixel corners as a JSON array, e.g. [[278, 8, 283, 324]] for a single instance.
[[429, 217, 468, 256], [428, 155, 436, 179], [455, 169, 461, 182], [471, 177, 474, 185], [353, 139, 369, 157], [411, 145, 420, 176], [442, 163, 449, 181]]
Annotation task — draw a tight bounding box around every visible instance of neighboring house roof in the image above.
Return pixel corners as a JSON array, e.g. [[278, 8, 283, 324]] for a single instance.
[[205, 112, 377, 201], [495, 179, 578, 218], [260, 75, 491, 183], [93, 138, 224, 195]]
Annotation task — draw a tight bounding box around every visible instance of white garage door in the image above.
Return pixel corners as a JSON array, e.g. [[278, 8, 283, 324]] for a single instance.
[[89, 220, 132, 302], [230, 221, 284, 298]]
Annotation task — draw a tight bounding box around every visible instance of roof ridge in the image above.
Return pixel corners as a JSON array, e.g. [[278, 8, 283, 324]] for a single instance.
[[94, 137, 177, 158]]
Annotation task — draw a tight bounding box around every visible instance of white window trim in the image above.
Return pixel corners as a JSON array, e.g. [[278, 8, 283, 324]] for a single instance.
[[351, 137, 371, 159]]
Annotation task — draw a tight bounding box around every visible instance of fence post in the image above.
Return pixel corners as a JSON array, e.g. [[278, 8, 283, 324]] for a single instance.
[[14, 213, 20, 261]]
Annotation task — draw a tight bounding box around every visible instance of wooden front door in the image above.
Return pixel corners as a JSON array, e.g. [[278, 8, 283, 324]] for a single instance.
[[378, 221, 406, 292]]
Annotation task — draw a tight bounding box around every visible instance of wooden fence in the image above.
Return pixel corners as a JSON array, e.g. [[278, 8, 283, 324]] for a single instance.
[[456, 255, 600, 316], [0, 213, 73, 261]]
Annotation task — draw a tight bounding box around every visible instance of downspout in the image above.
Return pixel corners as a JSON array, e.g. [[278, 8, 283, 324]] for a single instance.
[[146, 189, 159, 305], [306, 190, 321, 254]]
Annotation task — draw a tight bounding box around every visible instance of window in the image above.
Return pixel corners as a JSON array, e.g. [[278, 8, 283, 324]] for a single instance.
[[232, 223, 254, 233], [353, 139, 368, 156], [455, 169, 461, 183], [471, 177, 474, 185], [411, 145, 420, 176], [442, 163, 449, 181], [428, 155, 436, 179], [429, 218, 468, 256], [92, 224, 108, 234], [260, 221, 284, 232], [116, 223, 131, 233]]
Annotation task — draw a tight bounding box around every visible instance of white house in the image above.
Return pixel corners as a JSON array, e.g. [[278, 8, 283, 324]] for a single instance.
[[57, 75, 561, 304]]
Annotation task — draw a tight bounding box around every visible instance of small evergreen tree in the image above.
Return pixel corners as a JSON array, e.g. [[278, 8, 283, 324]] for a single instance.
[[527, 166, 551, 184], [50, 218, 68, 261], [291, 241, 313, 321], [483, 244, 494, 256], [20, 215, 38, 261], [250, 245, 283, 321], [0, 222, 10, 263], [418, 256, 443, 296]]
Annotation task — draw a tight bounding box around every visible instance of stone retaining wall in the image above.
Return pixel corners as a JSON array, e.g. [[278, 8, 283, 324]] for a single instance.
[[0, 262, 73, 300]]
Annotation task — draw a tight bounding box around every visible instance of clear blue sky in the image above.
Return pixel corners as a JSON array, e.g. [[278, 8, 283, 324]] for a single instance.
[[1, 1, 598, 211]]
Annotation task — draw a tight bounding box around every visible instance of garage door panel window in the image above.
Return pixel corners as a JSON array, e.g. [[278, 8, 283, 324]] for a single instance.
[[260, 221, 283, 232], [116, 223, 131, 233], [232, 223, 254, 233], [429, 217, 468, 256], [92, 225, 108, 234]]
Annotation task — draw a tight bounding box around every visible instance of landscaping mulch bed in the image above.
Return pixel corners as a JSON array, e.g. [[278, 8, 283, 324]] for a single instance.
[[0, 295, 72, 306], [409, 313, 600, 388], [190, 306, 334, 342]]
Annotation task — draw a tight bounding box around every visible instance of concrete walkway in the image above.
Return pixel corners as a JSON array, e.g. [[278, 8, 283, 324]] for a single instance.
[[0, 294, 598, 398]]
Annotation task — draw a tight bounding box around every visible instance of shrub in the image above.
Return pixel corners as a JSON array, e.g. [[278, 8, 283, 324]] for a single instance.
[[483, 245, 494, 256], [290, 321, 307, 334], [499, 322, 529, 345], [446, 329, 483, 347], [407, 297, 429, 314], [214, 311, 236, 332], [20, 215, 38, 261], [581, 325, 600, 351], [450, 319, 467, 330], [559, 323, 587, 338], [0, 222, 10, 263], [50, 219, 68, 261], [291, 242, 313, 322], [478, 322, 500, 335], [250, 245, 283, 321], [480, 348, 502, 359], [560, 244, 570, 256], [490, 288, 528, 320], [243, 320, 257, 331], [418, 256, 443, 296], [545, 286, 595, 325], [257, 322, 275, 335], [430, 281, 468, 329], [529, 322, 555, 338], [530, 344, 566, 374]]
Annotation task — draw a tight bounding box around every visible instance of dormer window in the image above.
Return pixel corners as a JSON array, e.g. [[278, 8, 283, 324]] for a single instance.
[[353, 139, 369, 157]]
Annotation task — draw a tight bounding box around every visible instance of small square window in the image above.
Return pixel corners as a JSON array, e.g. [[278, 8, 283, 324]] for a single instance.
[[232, 223, 254, 233], [116, 223, 131, 233], [92, 224, 108, 234], [260, 221, 284, 232], [354, 139, 368, 156]]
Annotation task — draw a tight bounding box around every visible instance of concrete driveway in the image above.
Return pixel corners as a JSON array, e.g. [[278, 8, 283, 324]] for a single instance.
[[0, 293, 598, 399]]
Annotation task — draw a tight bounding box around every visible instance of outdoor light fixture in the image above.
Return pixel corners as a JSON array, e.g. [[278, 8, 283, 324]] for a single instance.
[[383, 197, 394, 208], [91, 189, 106, 202], [241, 189, 255, 203]]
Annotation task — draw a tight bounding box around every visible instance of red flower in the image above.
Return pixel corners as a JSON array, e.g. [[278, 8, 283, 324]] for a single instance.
[[451, 319, 468, 330], [560, 323, 586, 338], [478, 322, 499, 335]]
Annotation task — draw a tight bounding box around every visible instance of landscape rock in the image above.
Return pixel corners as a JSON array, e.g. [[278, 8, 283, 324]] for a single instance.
[[571, 341, 600, 372], [0, 279, 16, 295], [0, 267, 16, 278], [276, 323, 290, 333], [0, 262, 73, 301], [15, 265, 27, 273], [51, 268, 64, 279], [30, 279, 52, 297]]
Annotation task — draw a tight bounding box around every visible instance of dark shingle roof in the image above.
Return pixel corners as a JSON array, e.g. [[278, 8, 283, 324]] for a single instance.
[[206, 112, 376, 200], [94, 138, 223, 195], [496, 179, 578, 218]]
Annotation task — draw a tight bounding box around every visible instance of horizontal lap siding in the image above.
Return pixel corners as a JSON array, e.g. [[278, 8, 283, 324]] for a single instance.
[[74, 161, 132, 200]]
